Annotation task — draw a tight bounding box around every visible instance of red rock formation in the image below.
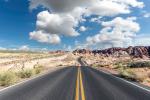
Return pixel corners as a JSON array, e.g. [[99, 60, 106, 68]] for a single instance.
[[73, 46, 150, 58], [73, 49, 92, 55]]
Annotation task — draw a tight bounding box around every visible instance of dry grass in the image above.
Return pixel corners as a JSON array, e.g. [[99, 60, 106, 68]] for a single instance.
[[128, 61, 150, 68], [0, 71, 18, 86], [17, 69, 33, 78], [92, 63, 106, 68], [33, 65, 44, 74], [80, 54, 150, 86], [119, 68, 148, 82], [119, 69, 136, 80], [0, 51, 68, 87], [134, 73, 148, 82], [0, 65, 44, 86], [17, 65, 44, 78]]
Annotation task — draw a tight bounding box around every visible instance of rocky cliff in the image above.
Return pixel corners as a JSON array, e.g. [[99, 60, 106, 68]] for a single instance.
[[73, 46, 150, 58]]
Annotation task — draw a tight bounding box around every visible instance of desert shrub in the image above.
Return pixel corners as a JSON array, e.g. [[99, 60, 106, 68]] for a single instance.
[[0, 65, 44, 86], [128, 61, 150, 68], [92, 64, 97, 67], [33, 66, 44, 74], [148, 72, 150, 78], [17, 69, 33, 78], [0, 71, 18, 86], [134, 73, 147, 82], [119, 69, 136, 81], [58, 64, 63, 66], [92, 64, 105, 67], [114, 62, 124, 69], [119, 69, 147, 82]]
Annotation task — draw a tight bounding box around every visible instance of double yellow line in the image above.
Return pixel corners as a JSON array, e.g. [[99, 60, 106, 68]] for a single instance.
[[75, 67, 86, 100]]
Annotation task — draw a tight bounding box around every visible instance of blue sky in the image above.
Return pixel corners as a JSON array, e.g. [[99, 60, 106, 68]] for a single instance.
[[0, 0, 150, 51]]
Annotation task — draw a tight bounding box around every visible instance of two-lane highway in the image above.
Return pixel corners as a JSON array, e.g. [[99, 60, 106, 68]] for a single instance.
[[0, 63, 150, 100]]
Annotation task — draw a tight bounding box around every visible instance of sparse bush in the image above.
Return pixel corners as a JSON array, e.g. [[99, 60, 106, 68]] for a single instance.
[[119, 69, 147, 82], [92, 64, 105, 67], [17, 69, 33, 78], [100, 65, 106, 67], [0, 71, 18, 86], [33, 66, 44, 74], [148, 72, 150, 78], [134, 73, 147, 82], [114, 62, 124, 69], [0, 65, 44, 86], [92, 64, 97, 67], [58, 64, 63, 66], [119, 69, 136, 81], [128, 61, 150, 68]]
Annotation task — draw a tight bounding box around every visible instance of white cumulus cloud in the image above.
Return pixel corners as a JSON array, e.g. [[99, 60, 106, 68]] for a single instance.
[[19, 45, 30, 51], [29, 0, 144, 15], [79, 26, 87, 32], [30, 30, 60, 44], [143, 13, 150, 18], [90, 16, 102, 23], [86, 17, 140, 48], [29, 0, 144, 45]]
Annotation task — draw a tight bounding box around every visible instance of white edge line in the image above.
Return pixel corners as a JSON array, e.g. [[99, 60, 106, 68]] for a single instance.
[[0, 67, 64, 93], [94, 67, 150, 93]]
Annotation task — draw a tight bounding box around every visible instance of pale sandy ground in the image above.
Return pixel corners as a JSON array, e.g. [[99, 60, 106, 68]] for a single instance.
[[0, 52, 79, 89], [0, 52, 78, 72]]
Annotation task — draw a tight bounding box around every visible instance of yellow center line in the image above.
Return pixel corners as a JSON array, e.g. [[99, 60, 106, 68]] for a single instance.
[[75, 67, 86, 100], [79, 68, 86, 100]]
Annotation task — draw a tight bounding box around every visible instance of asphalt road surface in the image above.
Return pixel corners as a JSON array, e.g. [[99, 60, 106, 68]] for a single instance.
[[0, 64, 150, 100], [0, 67, 77, 100], [82, 66, 150, 100]]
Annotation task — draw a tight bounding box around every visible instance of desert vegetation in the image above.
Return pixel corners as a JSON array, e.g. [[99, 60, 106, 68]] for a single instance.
[[82, 54, 150, 87], [127, 61, 150, 68], [0, 71, 18, 86], [0, 65, 44, 86], [117, 61, 150, 83], [0, 51, 78, 87]]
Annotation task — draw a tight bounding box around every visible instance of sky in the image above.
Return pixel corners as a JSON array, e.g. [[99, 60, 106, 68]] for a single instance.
[[0, 0, 150, 51]]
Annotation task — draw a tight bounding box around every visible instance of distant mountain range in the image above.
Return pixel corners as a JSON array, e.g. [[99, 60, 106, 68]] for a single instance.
[[73, 46, 150, 58]]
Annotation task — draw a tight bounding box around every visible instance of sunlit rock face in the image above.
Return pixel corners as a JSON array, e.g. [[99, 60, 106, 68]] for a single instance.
[[73, 46, 150, 58]]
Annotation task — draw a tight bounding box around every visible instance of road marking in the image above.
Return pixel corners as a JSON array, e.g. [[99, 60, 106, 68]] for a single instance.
[[75, 67, 86, 100], [79, 68, 86, 100], [95, 67, 150, 93]]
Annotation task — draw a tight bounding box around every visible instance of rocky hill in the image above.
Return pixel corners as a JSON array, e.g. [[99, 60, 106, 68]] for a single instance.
[[73, 46, 150, 58]]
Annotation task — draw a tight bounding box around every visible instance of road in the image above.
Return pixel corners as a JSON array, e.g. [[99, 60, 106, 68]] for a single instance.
[[82, 66, 150, 100], [0, 62, 150, 100], [0, 67, 77, 100]]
